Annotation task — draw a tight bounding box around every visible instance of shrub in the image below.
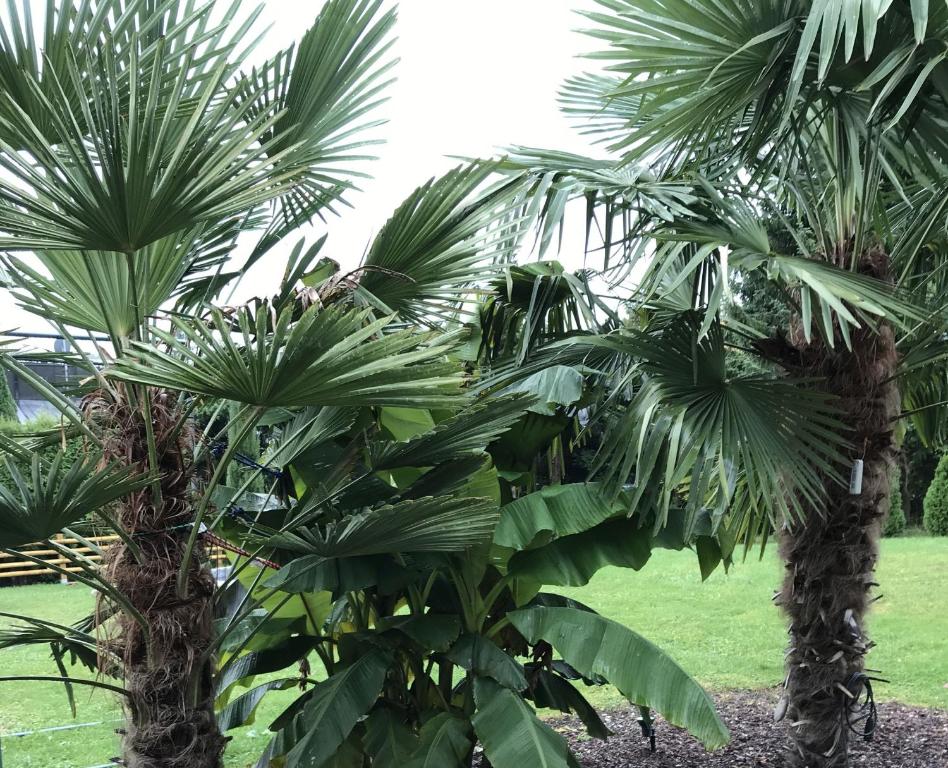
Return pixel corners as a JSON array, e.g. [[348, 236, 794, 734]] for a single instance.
[[0, 415, 84, 490], [923, 454, 948, 536], [883, 465, 906, 537]]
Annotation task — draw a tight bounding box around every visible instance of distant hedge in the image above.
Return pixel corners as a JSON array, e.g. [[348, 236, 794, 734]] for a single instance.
[[883, 465, 906, 537], [923, 454, 948, 536], [0, 414, 85, 490]]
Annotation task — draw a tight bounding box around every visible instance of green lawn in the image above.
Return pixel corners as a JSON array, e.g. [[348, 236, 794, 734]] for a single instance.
[[0, 537, 945, 767]]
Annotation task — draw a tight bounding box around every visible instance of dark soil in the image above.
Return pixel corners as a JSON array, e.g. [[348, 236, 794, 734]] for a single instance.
[[554, 690, 948, 768]]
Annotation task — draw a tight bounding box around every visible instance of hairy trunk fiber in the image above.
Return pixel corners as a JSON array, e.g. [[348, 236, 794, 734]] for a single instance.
[[778, 250, 899, 767], [93, 389, 226, 768]]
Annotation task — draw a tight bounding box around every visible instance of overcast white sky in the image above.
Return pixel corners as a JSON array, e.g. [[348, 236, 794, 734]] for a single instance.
[[0, 0, 603, 337]]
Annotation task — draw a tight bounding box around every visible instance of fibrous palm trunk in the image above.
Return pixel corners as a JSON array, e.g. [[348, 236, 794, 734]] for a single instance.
[[94, 388, 226, 768], [777, 250, 899, 767]]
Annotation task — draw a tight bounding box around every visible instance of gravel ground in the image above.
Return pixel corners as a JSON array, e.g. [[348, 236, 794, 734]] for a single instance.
[[553, 690, 948, 768]]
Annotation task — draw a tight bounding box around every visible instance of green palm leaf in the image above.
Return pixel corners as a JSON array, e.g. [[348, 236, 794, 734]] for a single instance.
[[593, 317, 846, 524], [0, 0, 246, 147], [3, 221, 242, 338], [369, 397, 530, 470], [355, 162, 526, 325], [109, 305, 464, 409], [232, 0, 397, 226], [269, 495, 500, 558], [0, 9, 296, 252], [0, 452, 149, 548], [577, 0, 948, 173], [499, 148, 699, 269]]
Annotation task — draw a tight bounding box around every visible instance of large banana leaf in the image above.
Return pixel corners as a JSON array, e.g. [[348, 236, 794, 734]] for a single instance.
[[509, 606, 729, 749], [526, 667, 610, 740], [404, 713, 472, 768], [217, 678, 296, 732], [109, 305, 464, 409], [493, 483, 623, 551], [364, 708, 419, 768], [285, 650, 391, 768], [500, 365, 584, 415], [216, 635, 319, 698], [264, 555, 380, 595], [0, 453, 149, 548], [378, 614, 461, 653], [508, 518, 653, 587], [471, 677, 571, 768], [446, 634, 528, 692]]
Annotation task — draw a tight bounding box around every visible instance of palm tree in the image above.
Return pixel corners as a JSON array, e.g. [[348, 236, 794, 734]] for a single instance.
[[500, 3, 948, 766], [0, 2, 523, 766]]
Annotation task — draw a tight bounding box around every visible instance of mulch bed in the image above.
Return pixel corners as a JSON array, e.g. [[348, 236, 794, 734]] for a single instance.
[[554, 690, 948, 768]]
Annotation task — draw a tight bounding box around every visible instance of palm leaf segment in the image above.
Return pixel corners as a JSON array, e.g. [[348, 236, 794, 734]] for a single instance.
[[232, 0, 398, 228], [498, 148, 699, 276], [108, 304, 464, 409], [644, 186, 928, 349], [0, 452, 149, 548], [0, 2, 286, 252], [269, 496, 500, 558], [2, 221, 242, 338], [0, 0, 245, 147], [355, 162, 527, 326], [578, 1, 948, 170]]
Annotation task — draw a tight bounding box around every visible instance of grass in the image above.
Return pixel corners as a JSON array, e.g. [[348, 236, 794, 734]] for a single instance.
[[0, 537, 945, 767]]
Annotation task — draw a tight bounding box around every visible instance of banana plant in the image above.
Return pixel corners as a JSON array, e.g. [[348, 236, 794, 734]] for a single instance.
[[201, 385, 733, 768]]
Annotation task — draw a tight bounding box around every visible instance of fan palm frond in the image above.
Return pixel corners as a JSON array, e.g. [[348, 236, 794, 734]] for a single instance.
[[354, 162, 526, 326], [231, 0, 397, 225], [108, 304, 465, 410], [369, 396, 531, 470], [0, 452, 149, 548], [3, 219, 244, 338], [270, 495, 499, 558]]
